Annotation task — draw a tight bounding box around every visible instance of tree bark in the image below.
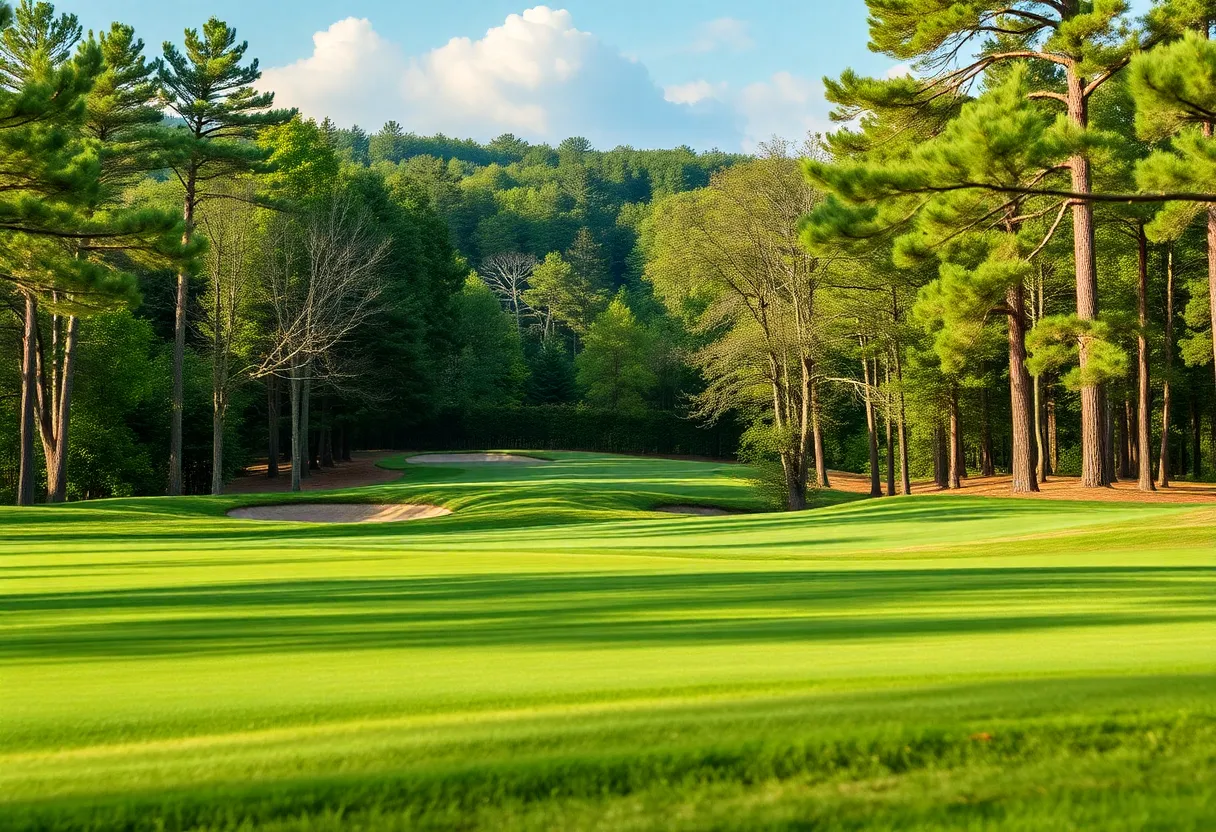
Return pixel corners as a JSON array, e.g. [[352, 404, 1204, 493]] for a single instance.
[[169, 172, 197, 497], [1047, 389, 1058, 474], [1160, 246, 1175, 488], [810, 380, 829, 488], [893, 340, 912, 495], [1136, 227, 1155, 491], [1067, 71, 1108, 487], [933, 423, 948, 490], [885, 364, 896, 496], [862, 356, 881, 497], [267, 377, 280, 479], [44, 315, 78, 503], [17, 293, 38, 506], [210, 315, 227, 497], [1007, 283, 1040, 493], [289, 366, 302, 492], [300, 372, 312, 478], [948, 386, 962, 490], [1209, 201, 1216, 426]]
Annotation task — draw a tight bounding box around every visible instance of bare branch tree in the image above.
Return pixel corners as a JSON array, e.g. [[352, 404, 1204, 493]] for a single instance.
[[479, 252, 536, 331], [255, 193, 388, 491]]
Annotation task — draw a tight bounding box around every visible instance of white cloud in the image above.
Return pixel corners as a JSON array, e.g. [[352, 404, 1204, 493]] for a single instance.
[[663, 80, 727, 106], [263, 8, 740, 150], [737, 72, 828, 151], [260, 18, 409, 130], [885, 64, 914, 79], [688, 18, 754, 54]]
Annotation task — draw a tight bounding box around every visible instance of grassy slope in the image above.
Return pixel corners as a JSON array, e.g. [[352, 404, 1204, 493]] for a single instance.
[[2, 452, 1215, 830]]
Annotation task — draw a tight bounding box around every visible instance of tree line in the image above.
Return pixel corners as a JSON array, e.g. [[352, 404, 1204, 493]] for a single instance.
[[5, 0, 1216, 509], [0, 0, 741, 504], [642, 0, 1216, 509]]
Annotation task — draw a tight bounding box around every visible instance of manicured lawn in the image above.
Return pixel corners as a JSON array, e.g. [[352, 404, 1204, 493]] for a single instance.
[[3, 453, 1215, 830]]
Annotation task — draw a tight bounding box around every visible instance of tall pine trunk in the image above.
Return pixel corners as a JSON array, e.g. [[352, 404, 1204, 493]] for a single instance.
[[948, 386, 962, 490], [1160, 246, 1175, 488], [1208, 196, 1216, 424], [17, 293, 38, 506], [1007, 283, 1039, 493], [1068, 71, 1108, 487], [890, 289, 909, 493], [1136, 227, 1155, 491], [210, 300, 227, 497], [862, 356, 881, 497], [169, 171, 197, 497], [933, 423, 949, 490], [884, 364, 895, 496], [40, 315, 79, 503]]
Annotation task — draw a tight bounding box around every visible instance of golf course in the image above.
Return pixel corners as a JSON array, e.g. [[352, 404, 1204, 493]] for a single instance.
[[4, 453, 1215, 830]]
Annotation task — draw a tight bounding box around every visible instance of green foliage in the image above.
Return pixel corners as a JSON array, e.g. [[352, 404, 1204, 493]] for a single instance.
[[524, 250, 603, 336], [576, 294, 656, 412], [1027, 314, 1130, 388], [158, 16, 295, 200], [526, 342, 577, 404], [447, 276, 527, 409]]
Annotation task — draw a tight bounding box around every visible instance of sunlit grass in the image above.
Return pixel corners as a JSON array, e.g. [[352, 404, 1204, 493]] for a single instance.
[[2, 453, 1214, 830]]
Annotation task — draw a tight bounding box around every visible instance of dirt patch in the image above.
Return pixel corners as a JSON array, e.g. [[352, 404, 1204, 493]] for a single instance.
[[228, 504, 452, 524], [406, 453, 547, 464], [654, 505, 738, 516], [827, 470, 1216, 504], [225, 452, 401, 495]]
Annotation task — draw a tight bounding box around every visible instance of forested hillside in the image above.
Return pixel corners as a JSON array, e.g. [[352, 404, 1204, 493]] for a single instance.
[[4, 0, 1216, 506]]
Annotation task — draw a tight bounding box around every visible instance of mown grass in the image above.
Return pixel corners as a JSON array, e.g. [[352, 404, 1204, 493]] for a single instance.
[[2, 452, 1214, 830]]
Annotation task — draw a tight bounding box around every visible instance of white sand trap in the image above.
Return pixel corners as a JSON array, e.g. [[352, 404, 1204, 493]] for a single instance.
[[654, 505, 737, 516], [228, 503, 452, 524], [406, 453, 546, 464]]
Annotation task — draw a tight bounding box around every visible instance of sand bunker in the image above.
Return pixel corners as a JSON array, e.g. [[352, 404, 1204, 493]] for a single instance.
[[406, 453, 545, 464], [654, 505, 737, 516], [228, 503, 452, 524]]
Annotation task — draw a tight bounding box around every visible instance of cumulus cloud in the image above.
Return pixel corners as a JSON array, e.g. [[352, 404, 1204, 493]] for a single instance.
[[885, 63, 914, 79], [688, 18, 754, 54], [263, 8, 740, 150], [260, 18, 408, 130], [737, 72, 828, 151], [663, 80, 727, 106]]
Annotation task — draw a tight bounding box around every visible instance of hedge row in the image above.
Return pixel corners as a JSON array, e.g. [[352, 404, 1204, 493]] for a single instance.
[[359, 405, 741, 459]]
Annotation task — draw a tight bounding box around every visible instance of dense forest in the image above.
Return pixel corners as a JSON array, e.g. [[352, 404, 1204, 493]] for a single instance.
[[3, 0, 1216, 507]]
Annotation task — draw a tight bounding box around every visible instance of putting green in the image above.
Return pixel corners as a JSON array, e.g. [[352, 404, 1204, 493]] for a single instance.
[[3, 452, 1215, 830]]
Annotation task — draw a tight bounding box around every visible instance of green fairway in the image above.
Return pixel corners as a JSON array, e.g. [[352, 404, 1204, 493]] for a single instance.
[[3, 453, 1215, 831]]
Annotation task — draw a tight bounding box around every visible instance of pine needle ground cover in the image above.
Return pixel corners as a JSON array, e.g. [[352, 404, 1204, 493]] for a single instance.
[[3, 453, 1215, 831]]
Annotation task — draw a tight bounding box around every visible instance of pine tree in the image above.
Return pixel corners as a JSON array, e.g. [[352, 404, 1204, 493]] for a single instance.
[[858, 0, 1142, 487], [0, 3, 185, 504], [576, 293, 656, 412], [158, 17, 294, 495], [1132, 28, 1216, 436], [370, 119, 405, 165]]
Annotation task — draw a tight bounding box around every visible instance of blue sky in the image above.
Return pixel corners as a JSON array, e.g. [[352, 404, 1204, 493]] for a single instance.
[[71, 2, 1143, 151]]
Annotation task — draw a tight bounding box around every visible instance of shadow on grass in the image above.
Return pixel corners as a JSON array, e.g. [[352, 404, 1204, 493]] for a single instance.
[[9, 566, 1214, 660]]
